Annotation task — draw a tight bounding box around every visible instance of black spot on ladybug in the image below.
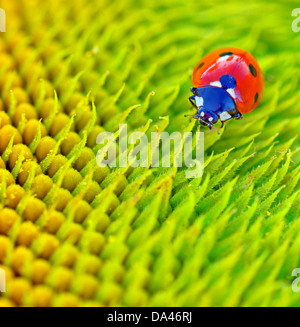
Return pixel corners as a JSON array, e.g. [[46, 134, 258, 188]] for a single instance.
[[197, 62, 204, 70], [254, 93, 259, 103], [249, 64, 257, 77], [219, 52, 233, 57]]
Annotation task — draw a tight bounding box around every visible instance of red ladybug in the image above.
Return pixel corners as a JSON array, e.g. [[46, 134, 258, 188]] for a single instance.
[[185, 48, 264, 130]]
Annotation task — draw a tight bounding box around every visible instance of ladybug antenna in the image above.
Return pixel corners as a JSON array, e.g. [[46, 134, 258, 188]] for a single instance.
[[184, 114, 198, 119], [199, 118, 220, 135]]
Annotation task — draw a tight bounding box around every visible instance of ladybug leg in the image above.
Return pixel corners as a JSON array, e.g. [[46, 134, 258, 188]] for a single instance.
[[233, 112, 243, 120], [189, 95, 197, 108], [220, 121, 224, 128]]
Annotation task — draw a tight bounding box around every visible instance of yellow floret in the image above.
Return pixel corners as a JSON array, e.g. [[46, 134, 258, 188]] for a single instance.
[[35, 136, 58, 162], [11, 246, 34, 275], [31, 174, 53, 199], [53, 293, 79, 307], [61, 132, 81, 156], [30, 259, 51, 284], [52, 188, 73, 212], [50, 113, 74, 137], [30, 285, 54, 307], [13, 103, 38, 126], [61, 168, 83, 192], [22, 197, 46, 222], [0, 125, 22, 154], [0, 111, 12, 127], [0, 157, 6, 169], [23, 119, 47, 146], [16, 221, 39, 246], [8, 144, 33, 170], [74, 147, 94, 171], [0, 208, 19, 234], [5, 184, 26, 209], [0, 236, 12, 263], [71, 274, 99, 300], [5, 87, 29, 108], [47, 154, 68, 177], [8, 278, 31, 306], [18, 161, 42, 186], [40, 98, 62, 120], [32, 233, 60, 259], [0, 169, 15, 186], [42, 210, 65, 234]]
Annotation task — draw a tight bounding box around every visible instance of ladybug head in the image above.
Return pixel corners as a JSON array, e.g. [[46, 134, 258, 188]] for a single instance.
[[186, 86, 235, 134], [196, 109, 219, 126], [187, 85, 237, 133], [187, 88, 219, 126], [184, 109, 219, 134]]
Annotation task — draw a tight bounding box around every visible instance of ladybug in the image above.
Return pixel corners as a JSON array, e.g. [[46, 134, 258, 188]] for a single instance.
[[185, 47, 264, 131]]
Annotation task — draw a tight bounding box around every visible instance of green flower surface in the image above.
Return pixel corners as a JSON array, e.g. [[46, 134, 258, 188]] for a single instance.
[[0, 0, 299, 307]]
